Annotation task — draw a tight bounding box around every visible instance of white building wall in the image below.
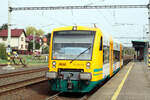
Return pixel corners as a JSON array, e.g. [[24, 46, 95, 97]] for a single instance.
[[0, 32, 28, 50], [18, 33, 27, 50], [0, 38, 7, 45], [0, 37, 18, 47]]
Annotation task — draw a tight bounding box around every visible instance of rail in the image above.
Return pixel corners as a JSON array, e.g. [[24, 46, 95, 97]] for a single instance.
[[0, 67, 48, 93]]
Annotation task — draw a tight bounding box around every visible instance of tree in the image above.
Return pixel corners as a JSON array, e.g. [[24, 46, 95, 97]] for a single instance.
[[25, 26, 44, 36], [36, 29, 44, 36], [45, 33, 51, 45], [0, 24, 8, 30], [25, 26, 37, 36], [42, 46, 49, 54], [28, 41, 33, 51], [27, 40, 41, 51]]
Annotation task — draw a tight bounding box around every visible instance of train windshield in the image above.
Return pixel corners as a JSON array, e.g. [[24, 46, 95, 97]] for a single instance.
[[52, 31, 95, 60]]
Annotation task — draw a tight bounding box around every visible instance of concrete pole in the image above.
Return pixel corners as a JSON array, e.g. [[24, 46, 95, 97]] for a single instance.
[[148, 0, 150, 66], [149, 1, 150, 44], [3, 0, 15, 70], [8, 0, 11, 46]]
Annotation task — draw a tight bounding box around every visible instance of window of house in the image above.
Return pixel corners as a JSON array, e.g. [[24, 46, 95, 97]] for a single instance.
[[21, 37, 24, 41], [25, 45, 28, 49], [21, 44, 23, 49], [2, 37, 7, 41]]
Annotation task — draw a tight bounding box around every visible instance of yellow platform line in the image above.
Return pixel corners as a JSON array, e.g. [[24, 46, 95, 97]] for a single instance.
[[111, 63, 134, 100]]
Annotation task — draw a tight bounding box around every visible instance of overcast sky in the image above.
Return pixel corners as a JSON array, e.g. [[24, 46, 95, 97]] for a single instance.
[[0, 0, 149, 46]]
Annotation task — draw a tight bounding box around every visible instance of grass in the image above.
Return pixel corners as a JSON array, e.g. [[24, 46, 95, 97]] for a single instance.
[[0, 59, 7, 64], [0, 55, 48, 67]]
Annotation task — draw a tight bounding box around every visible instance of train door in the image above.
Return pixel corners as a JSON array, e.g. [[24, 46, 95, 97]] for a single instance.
[[109, 40, 113, 77]]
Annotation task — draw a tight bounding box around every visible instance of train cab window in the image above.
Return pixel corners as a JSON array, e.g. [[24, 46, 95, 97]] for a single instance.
[[113, 50, 120, 63], [103, 46, 109, 64], [52, 31, 95, 60], [100, 37, 103, 51]]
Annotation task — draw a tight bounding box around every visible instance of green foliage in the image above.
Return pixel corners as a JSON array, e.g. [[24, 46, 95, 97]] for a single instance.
[[36, 29, 44, 36], [25, 26, 37, 36], [46, 33, 51, 45], [28, 41, 40, 51], [28, 41, 33, 51], [42, 46, 49, 54], [0, 24, 8, 30], [123, 47, 135, 56], [25, 26, 44, 36], [0, 44, 7, 60], [35, 42, 40, 49]]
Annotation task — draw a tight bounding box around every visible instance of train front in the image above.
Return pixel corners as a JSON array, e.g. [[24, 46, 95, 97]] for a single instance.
[[46, 26, 96, 92]]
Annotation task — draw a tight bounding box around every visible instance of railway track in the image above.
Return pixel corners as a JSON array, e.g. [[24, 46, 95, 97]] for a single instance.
[[0, 64, 8, 67], [0, 67, 48, 94], [0, 58, 132, 99]]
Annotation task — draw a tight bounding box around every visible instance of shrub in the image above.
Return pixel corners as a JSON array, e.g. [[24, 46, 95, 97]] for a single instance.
[[0, 43, 7, 59]]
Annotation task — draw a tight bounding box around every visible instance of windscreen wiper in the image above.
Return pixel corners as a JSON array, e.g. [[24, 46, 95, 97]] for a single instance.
[[70, 46, 91, 64]]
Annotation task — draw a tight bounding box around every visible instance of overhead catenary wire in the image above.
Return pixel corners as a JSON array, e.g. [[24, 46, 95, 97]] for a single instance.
[[7, 1, 149, 47]]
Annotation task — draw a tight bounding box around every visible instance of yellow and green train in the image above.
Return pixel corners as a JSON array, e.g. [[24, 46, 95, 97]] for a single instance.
[[45, 26, 123, 92]]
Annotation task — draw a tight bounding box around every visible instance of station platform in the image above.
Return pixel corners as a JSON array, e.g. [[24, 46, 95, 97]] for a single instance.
[[89, 62, 150, 100]]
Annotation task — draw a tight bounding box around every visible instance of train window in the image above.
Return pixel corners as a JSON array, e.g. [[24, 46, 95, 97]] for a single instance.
[[103, 46, 109, 64], [113, 50, 120, 63], [52, 31, 95, 60], [100, 37, 103, 51]]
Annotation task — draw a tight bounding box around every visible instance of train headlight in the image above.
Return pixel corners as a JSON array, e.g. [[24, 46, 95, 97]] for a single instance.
[[52, 61, 56, 68], [52, 65, 56, 68], [45, 71, 57, 79], [86, 62, 91, 69], [79, 72, 92, 80], [52, 61, 56, 66]]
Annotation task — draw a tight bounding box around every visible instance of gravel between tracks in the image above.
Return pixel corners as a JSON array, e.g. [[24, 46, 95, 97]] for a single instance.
[[0, 81, 53, 100]]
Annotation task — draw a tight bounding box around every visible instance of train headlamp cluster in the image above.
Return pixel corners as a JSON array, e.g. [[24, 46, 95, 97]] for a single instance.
[[86, 62, 91, 69], [79, 72, 92, 80], [52, 61, 56, 68], [73, 26, 77, 30]]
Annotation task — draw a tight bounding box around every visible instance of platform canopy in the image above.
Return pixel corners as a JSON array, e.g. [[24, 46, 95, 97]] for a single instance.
[[132, 40, 148, 51]]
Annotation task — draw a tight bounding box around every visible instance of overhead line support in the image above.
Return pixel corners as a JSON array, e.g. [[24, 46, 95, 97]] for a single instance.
[[11, 5, 147, 11]]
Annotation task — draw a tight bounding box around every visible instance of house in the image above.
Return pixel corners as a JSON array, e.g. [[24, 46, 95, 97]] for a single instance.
[[0, 29, 28, 52]]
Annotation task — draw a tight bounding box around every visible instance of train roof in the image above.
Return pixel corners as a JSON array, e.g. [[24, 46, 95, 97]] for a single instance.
[[52, 26, 99, 32]]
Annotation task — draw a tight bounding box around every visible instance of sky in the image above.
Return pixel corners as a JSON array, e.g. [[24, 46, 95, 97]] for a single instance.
[[0, 0, 149, 46]]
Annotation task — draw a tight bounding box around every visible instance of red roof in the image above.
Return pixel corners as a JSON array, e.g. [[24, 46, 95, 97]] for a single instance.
[[0, 29, 25, 37]]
